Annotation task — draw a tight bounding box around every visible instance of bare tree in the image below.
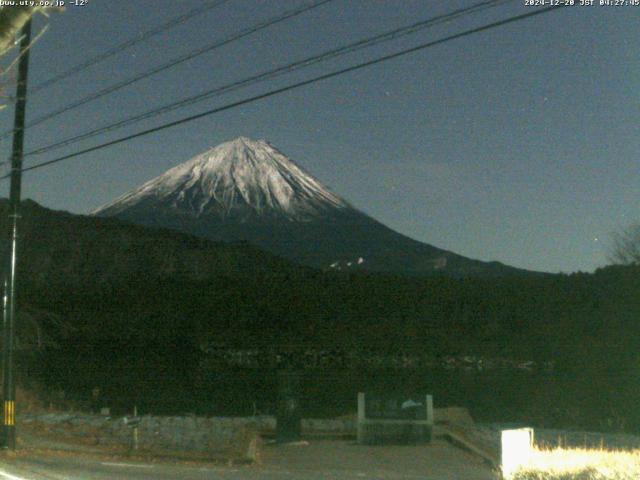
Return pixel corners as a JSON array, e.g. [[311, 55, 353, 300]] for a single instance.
[[0, 6, 62, 110], [609, 224, 640, 266], [0, 6, 46, 55]]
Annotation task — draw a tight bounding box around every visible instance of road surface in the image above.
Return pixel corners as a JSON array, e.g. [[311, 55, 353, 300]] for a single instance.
[[0, 439, 498, 479]]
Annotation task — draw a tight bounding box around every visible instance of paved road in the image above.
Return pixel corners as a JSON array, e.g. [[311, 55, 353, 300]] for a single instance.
[[1, 457, 241, 480], [0, 440, 498, 479]]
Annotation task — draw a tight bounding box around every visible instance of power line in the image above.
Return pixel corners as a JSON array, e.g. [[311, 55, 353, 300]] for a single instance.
[[26, 0, 514, 158], [2, 5, 565, 181], [1, 0, 335, 141], [29, 0, 231, 94]]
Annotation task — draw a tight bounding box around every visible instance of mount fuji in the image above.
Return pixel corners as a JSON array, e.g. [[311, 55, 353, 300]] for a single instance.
[[93, 137, 523, 276]]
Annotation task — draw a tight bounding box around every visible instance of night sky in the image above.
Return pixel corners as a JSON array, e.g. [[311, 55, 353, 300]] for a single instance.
[[0, 0, 638, 274]]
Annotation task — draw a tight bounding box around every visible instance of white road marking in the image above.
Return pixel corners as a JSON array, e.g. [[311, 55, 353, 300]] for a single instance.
[[100, 462, 154, 469], [0, 469, 30, 480], [199, 468, 239, 472]]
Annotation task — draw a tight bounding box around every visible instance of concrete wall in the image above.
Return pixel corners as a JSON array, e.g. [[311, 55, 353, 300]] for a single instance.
[[357, 393, 433, 445]]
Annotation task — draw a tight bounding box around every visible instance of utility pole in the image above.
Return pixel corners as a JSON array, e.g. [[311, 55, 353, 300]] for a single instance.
[[2, 18, 32, 450]]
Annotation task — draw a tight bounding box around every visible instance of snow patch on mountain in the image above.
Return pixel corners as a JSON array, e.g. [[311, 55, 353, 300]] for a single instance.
[[93, 137, 351, 221], [329, 257, 366, 270]]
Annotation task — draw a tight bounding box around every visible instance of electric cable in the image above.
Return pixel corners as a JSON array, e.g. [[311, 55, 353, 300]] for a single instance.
[[30, 0, 231, 94], [25, 0, 514, 157], [1, 5, 565, 180], [0, 0, 335, 140]]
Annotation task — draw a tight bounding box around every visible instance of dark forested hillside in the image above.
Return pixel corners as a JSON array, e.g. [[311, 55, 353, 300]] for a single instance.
[[0, 199, 305, 289]]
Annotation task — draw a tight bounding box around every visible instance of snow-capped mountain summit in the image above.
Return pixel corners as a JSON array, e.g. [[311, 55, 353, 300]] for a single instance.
[[94, 137, 349, 222], [94, 137, 526, 276]]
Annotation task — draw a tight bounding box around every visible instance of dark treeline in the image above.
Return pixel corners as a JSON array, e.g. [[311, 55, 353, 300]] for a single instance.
[[18, 263, 640, 431], [23, 264, 640, 361]]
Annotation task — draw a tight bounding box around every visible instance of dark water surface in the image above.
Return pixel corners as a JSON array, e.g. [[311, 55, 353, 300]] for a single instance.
[[25, 346, 635, 433]]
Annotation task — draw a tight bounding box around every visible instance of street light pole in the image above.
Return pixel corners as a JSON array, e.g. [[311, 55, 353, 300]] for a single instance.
[[2, 19, 32, 450]]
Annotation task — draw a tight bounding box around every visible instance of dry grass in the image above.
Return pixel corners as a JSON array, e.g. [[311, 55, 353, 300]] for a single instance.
[[230, 426, 263, 464], [17, 384, 84, 414], [16, 386, 46, 413], [511, 446, 640, 480]]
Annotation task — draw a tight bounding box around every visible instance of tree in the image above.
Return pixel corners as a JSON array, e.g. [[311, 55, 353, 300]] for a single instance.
[[0, 5, 62, 109], [609, 224, 640, 266], [0, 6, 53, 55]]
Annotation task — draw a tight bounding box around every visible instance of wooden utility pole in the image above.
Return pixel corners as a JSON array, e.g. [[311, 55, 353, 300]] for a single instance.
[[2, 17, 31, 450]]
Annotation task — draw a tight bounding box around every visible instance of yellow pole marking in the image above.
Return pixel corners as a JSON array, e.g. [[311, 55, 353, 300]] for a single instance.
[[3, 401, 14, 426]]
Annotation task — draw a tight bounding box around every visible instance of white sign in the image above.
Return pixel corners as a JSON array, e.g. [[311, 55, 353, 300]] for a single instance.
[[501, 428, 534, 478]]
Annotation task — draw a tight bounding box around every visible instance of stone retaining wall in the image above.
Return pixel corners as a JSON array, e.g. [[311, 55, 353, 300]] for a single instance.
[[18, 412, 356, 454]]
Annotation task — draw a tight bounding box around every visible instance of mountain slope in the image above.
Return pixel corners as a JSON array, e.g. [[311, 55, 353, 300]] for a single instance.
[[0, 199, 302, 291], [94, 137, 528, 276]]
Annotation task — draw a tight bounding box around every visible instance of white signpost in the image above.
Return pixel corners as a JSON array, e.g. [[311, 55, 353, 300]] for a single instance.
[[501, 427, 534, 478]]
